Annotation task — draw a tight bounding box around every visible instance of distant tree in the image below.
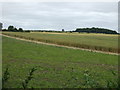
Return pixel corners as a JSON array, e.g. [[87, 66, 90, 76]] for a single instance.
[[8, 26, 14, 31], [24, 30, 30, 32], [0, 23, 3, 31], [18, 28, 23, 32], [2, 29, 7, 31], [14, 28, 18, 32], [62, 29, 64, 32]]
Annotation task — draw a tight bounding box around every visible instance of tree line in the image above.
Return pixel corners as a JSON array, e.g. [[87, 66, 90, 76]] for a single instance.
[[74, 27, 118, 34], [29, 27, 118, 34], [1, 24, 118, 34], [2, 26, 24, 32]]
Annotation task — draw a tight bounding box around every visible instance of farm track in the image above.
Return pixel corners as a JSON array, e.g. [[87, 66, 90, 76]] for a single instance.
[[1, 34, 119, 55]]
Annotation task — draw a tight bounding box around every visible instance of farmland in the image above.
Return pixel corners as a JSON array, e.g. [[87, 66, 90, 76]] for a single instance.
[[2, 32, 119, 53], [2, 34, 118, 88]]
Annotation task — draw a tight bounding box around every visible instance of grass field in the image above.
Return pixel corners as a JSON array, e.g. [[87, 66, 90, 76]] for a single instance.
[[2, 36, 118, 88], [0, 34, 2, 89], [2, 32, 119, 53]]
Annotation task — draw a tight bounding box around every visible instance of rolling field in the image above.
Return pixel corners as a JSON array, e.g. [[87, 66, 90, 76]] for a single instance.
[[2, 36, 118, 88], [2, 32, 119, 53]]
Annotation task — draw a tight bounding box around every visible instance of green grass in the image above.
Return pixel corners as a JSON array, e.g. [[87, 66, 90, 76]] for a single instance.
[[2, 32, 119, 53], [0, 34, 2, 89], [2, 36, 118, 88]]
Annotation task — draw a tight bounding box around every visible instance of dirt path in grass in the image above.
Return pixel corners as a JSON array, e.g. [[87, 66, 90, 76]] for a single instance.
[[1, 34, 119, 55]]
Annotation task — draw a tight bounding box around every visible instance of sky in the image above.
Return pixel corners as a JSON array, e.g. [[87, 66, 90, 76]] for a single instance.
[[1, 2, 118, 31]]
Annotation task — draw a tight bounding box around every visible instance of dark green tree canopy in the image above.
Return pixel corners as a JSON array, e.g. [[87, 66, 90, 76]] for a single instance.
[[18, 28, 23, 32], [6, 25, 23, 32], [62, 29, 64, 32], [75, 27, 118, 34], [14, 28, 17, 31], [8, 26, 15, 31]]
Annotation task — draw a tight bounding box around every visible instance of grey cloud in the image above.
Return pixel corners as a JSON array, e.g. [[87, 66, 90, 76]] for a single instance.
[[2, 2, 118, 31]]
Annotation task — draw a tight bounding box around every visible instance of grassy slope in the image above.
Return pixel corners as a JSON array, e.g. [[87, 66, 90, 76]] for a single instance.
[[2, 36, 118, 88], [2, 32, 118, 50]]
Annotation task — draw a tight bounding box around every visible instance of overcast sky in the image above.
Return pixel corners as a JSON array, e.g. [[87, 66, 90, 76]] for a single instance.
[[1, 2, 118, 31]]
